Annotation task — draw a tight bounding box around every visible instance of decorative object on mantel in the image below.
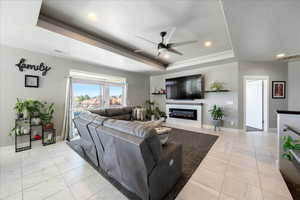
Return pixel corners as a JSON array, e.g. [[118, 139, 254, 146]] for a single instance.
[[272, 81, 286, 99], [205, 81, 229, 93], [25, 75, 39, 88], [16, 58, 51, 76], [209, 105, 224, 131], [209, 81, 225, 91], [152, 88, 166, 95]]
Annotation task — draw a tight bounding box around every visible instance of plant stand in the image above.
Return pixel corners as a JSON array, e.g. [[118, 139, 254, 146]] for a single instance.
[[42, 128, 56, 146], [14, 119, 31, 152]]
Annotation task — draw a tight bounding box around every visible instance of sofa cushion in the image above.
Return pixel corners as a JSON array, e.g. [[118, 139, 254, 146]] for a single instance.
[[103, 119, 162, 162], [92, 116, 108, 126], [105, 107, 131, 117], [89, 109, 106, 116], [111, 114, 131, 121], [103, 119, 153, 138], [78, 111, 99, 121], [122, 107, 133, 114]]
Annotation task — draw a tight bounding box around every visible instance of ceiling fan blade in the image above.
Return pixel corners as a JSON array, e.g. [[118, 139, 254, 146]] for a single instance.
[[134, 49, 144, 53], [168, 40, 198, 48], [165, 27, 176, 44], [136, 36, 157, 45], [168, 48, 183, 56]]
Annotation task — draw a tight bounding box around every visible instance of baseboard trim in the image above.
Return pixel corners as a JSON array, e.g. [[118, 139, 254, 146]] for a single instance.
[[202, 124, 242, 133], [164, 122, 242, 134]]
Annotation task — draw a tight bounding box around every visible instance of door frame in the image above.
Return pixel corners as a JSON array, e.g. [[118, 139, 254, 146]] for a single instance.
[[243, 76, 269, 132]]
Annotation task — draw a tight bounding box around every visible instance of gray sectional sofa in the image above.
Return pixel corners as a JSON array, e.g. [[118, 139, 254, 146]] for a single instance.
[[69, 107, 182, 200]]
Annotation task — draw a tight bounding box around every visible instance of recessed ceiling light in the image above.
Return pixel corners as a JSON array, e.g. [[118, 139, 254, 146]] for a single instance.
[[88, 13, 97, 21], [276, 53, 286, 59], [204, 41, 212, 47], [164, 54, 170, 59]]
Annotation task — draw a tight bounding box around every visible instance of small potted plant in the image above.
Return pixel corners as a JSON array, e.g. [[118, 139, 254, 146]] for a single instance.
[[14, 98, 25, 119], [209, 105, 224, 131], [159, 111, 167, 122], [282, 135, 300, 161], [40, 103, 55, 130], [145, 100, 156, 121], [210, 81, 224, 91]]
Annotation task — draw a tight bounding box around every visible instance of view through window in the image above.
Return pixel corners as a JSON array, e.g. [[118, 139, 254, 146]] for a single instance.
[[72, 83, 102, 118], [109, 86, 123, 106], [69, 71, 127, 138]]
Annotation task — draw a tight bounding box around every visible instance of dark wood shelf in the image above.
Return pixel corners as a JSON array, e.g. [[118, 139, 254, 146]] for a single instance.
[[151, 93, 166, 95], [204, 90, 230, 93], [277, 110, 300, 115]]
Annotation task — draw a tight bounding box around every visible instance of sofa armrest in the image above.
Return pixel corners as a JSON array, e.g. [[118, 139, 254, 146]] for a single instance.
[[148, 142, 182, 200]]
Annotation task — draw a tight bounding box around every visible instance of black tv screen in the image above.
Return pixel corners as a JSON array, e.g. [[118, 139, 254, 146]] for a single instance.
[[166, 74, 204, 100]]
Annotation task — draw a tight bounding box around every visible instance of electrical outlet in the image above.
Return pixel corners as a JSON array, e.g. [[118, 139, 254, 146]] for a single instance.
[[230, 121, 235, 126]]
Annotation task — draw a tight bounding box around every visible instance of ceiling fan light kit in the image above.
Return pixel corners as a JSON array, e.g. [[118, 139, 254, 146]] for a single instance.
[[135, 29, 198, 57]]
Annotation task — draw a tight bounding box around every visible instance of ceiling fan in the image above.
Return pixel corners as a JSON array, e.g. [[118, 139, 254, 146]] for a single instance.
[[134, 28, 198, 57]]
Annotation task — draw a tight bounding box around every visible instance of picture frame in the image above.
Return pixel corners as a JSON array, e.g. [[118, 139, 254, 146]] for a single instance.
[[25, 75, 39, 88], [272, 81, 286, 99]]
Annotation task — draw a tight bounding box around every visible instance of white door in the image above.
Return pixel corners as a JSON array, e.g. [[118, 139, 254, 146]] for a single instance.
[[246, 80, 263, 130]]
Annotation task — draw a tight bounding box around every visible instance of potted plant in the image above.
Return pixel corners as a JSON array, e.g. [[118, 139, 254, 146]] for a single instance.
[[282, 135, 300, 161], [22, 99, 44, 119], [14, 98, 25, 119], [209, 105, 224, 131], [145, 100, 156, 121], [159, 111, 167, 122], [210, 81, 224, 91], [40, 102, 55, 130]]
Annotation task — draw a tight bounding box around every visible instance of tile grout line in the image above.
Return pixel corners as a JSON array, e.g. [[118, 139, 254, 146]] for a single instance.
[[254, 142, 266, 200], [217, 138, 234, 200]]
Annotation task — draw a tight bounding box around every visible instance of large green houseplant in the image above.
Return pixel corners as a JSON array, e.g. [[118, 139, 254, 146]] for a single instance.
[[209, 105, 224, 131], [282, 135, 300, 161], [40, 102, 55, 130]]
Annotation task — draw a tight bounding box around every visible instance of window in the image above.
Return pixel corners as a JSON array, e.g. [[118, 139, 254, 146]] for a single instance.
[[72, 83, 102, 117], [69, 71, 127, 138], [109, 86, 124, 107]]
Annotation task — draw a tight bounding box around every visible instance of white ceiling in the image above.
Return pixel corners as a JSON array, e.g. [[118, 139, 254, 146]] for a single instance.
[[222, 0, 300, 61], [0, 0, 162, 73], [40, 0, 232, 64], [1, 0, 299, 73]]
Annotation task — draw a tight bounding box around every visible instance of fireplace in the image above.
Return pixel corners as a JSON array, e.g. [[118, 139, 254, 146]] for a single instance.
[[169, 108, 197, 120]]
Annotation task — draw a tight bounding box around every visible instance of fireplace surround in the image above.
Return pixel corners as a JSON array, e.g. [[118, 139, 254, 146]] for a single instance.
[[166, 102, 203, 127]]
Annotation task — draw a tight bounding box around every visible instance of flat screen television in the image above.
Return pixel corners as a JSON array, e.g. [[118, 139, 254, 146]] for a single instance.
[[165, 74, 204, 100]]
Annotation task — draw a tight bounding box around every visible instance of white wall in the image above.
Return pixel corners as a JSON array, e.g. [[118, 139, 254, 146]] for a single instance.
[[239, 61, 288, 129], [288, 61, 300, 111], [150, 62, 239, 128], [0, 45, 150, 146]]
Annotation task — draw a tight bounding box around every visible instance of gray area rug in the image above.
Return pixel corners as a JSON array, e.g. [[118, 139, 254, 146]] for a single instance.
[[68, 128, 218, 200]]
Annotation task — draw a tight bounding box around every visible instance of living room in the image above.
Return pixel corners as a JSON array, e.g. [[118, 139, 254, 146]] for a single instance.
[[1, 0, 300, 200]]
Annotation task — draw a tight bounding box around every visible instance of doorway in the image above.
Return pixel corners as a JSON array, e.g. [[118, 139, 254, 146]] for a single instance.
[[243, 76, 269, 132]]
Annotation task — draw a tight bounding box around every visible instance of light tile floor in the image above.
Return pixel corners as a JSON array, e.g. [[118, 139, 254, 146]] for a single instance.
[[0, 127, 294, 200]]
